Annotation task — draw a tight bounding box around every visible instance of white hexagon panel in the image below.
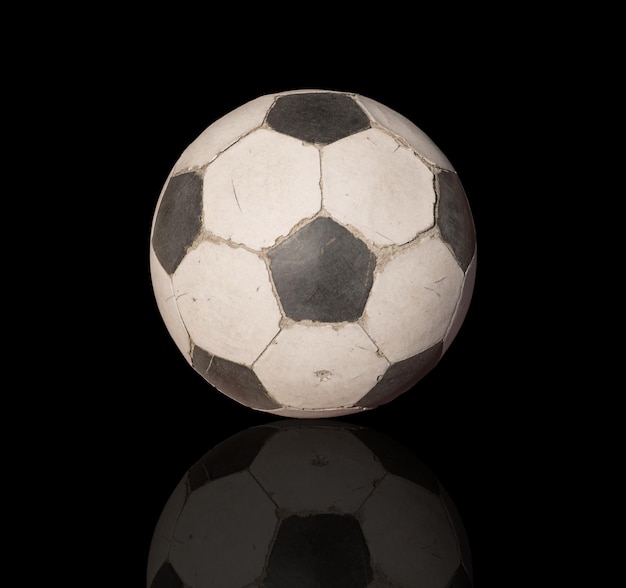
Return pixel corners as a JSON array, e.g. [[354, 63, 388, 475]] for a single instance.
[[150, 89, 477, 417], [202, 129, 321, 249]]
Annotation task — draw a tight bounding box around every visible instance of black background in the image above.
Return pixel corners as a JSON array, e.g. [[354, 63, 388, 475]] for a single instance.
[[35, 19, 563, 587]]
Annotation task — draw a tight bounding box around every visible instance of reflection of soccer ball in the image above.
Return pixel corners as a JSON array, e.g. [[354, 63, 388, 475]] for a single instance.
[[150, 90, 476, 417], [147, 420, 473, 588]]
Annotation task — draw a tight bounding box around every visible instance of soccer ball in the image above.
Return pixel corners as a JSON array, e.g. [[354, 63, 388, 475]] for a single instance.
[[150, 90, 476, 417], [147, 420, 473, 588]]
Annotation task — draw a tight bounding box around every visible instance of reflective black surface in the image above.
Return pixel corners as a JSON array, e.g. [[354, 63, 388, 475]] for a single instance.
[[147, 420, 473, 588]]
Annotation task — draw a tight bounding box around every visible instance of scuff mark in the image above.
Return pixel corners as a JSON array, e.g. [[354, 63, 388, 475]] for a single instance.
[[375, 230, 393, 244], [204, 354, 215, 375], [314, 370, 332, 382], [231, 179, 242, 212]]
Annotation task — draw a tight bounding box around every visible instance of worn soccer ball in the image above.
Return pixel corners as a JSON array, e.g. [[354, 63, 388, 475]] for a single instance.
[[147, 420, 473, 588], [150, 90, 476, 417]]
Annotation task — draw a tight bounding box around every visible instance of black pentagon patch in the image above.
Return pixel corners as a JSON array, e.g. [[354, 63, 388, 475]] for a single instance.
[[268, 217, 376, 323], [437, 171, 476, 272], [351, 428, 440, 495], [266, 92, 370, 145], [265, 514, 372, 588], [357, 342, 443, 409], [150, 561, 184, 588], [188, 425, 278, 491], [192, 346, 280, 410], [152, 172, 203, 275]]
